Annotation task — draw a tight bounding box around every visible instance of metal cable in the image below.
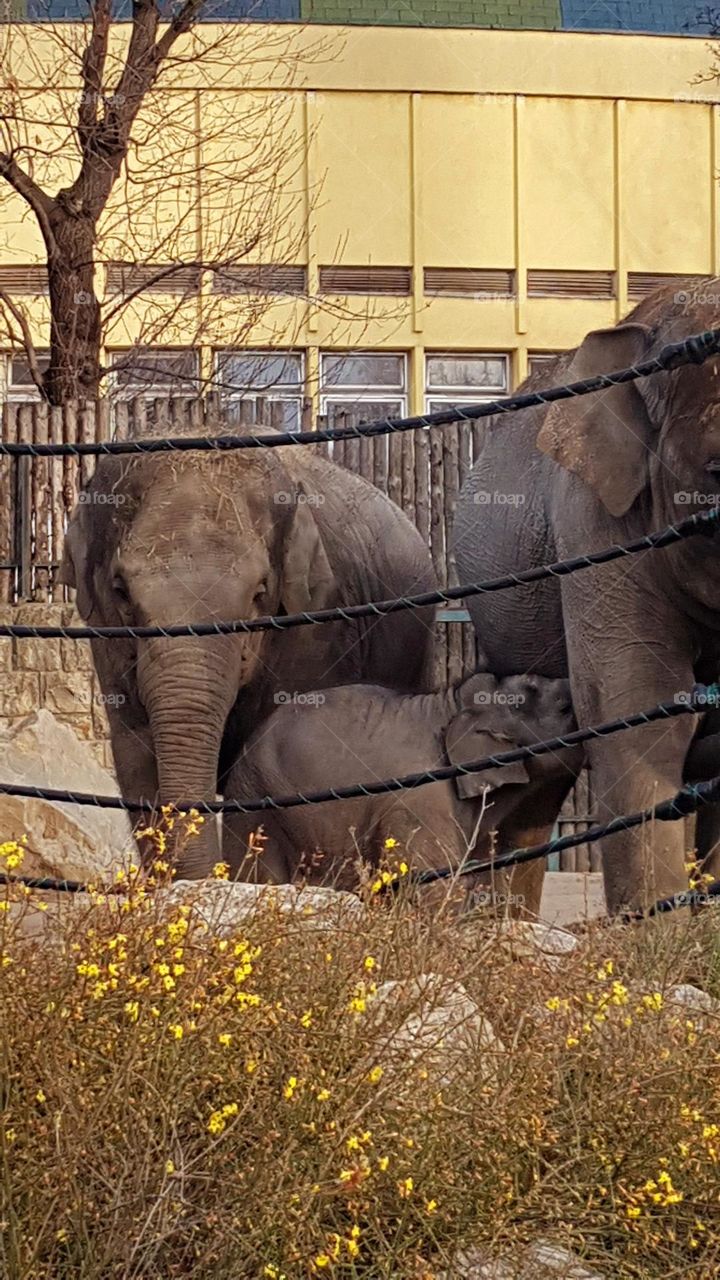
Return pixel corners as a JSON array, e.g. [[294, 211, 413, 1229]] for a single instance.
[[2, 328, 719, 458], [4, 508, 718, 640], [0, 684, 715, 816]]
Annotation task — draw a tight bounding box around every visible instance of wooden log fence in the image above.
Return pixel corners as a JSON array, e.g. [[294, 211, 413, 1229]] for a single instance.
[[0, 394, 595, 866]]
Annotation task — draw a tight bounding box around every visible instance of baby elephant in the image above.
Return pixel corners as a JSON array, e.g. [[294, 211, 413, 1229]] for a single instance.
[[223, 671, 578, 914]]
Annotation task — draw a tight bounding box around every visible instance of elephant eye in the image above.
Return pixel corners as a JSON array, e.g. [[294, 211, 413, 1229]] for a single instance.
[[113, 576, 130, 605]]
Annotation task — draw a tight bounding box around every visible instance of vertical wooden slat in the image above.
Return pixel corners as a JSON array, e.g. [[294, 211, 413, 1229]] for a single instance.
[[95, 398, 111, 445], [49, 406, 64, 599], [401, 431, 416, 530], [344, 418, 360, 477], [189, 397, 204, 431], [16, 404, 33, 602], [373, 435, 388, 496], [359, 432, 373, 486], [456, 422, 476, 675], [443, 425, 462, 687], [414, 428, 430, 550], [132, 397, 147, 442], [33, 402, 50, 601], [429, 427, 446, 684], [114, 400, 129, 442], [388, 431, 402, 511], [62, 404, 78, 598], [0, 404, 17, 603], [79, 402, 95, 493]]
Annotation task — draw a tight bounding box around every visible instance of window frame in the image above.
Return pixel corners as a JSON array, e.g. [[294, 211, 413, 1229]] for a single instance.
[[319, 350, 408, 421], [5, 351, 51, 403], [424, 352, 509, 412], [108, 348, 200, 399], [214, 348, 306, 433]]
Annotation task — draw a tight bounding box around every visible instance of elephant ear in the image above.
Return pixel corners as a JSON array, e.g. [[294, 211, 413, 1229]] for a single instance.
[[536, 322, 655, 518], [56, 507, 95, 620], [444, 710, 530, 801], [280, 487, 336, 614]]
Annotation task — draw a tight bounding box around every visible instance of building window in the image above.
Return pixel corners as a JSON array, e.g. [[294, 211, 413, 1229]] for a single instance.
[[320, 351, 407, 425], [6, 352, 50, 402], [424, 353, 508, 413], [215, 350, 304, 432], [109, 349, 199, 399], [528, 353, 559, 380]]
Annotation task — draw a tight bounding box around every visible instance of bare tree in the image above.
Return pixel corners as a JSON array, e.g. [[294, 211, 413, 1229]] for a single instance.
[[0, 4, 359, 405]]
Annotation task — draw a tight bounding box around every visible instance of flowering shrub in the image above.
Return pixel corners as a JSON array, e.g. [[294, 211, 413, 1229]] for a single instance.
[[1, 830, 720, 1277]]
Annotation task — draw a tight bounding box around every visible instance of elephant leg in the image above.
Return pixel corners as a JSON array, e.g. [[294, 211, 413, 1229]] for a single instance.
[[484, 777, 576, 920]]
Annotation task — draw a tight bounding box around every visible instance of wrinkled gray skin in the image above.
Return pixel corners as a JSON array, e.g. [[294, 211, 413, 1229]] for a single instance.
[[224, 670, 578, 913], [452, 279, 720, 916], [58, 431, 437, 879]]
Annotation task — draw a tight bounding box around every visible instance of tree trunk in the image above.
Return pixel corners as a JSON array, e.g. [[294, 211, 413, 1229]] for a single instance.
[[44, 200, 101, 405]]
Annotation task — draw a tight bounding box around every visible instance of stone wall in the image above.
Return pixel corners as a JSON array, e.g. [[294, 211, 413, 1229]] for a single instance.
[[0, 605, 113, 772]]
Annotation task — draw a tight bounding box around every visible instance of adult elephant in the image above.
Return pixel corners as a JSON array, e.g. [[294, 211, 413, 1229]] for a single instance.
[[452, 279, 720, 916], [59, 425, 437, 879]]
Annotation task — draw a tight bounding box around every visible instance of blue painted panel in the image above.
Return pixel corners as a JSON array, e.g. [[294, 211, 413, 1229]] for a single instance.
[[25, 0, 299, 18], [560, 0, 708, 35]]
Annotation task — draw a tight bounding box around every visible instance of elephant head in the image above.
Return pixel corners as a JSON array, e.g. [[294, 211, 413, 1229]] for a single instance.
[[58, 448, 336, 878], [535, 282, 720, 520], [443, 671, 575, 800]]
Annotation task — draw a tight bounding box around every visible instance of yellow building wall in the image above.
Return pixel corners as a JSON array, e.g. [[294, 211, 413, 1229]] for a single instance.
[[0, 22, 718, 409]]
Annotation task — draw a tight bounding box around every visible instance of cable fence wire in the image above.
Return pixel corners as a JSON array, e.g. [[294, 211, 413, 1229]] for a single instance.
[[1, 329, 719, 459], [412, 774, 720, 895], [0, 684, 716, 816], [0, 508, 717, 640], [3, 773, 720, 923]]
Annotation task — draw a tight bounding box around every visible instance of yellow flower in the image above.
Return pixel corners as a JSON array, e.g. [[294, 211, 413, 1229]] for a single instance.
[[566, 1035, 579, 1048], [124, 1001, 140, 1022], [314, 1256, 330, 1270], [626, 1206, 641, 1219], [35, 1089, 46, 1103], [367, 1065, 383, 1085], [399, 1176, 414, 1198], [363, 955, 376, 971], [641, 992, 663, 1012], [398, 860, 409, 876], [283, 1075, 299, 1100], [426, 1199, 438, 1214], [212, 862, 230, 880], [165, 1159, 175, 1175], [218, 1033, 232, 1048], [300, 1010, 313, 1028], [545, 996, 561, 1011], [317, 1088, 331, 1102], [168, 1024, 184, 1040], [245, 1059, 259, 1074], [378, 1156, 389, 1171], [384, 837, 398, 850]]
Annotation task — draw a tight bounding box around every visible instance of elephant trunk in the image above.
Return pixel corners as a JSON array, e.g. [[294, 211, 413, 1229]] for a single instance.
[[139, 638, 239, 880]]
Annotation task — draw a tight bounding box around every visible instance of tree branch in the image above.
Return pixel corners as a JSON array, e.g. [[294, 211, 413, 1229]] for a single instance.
[[77, 0, 112, 151], [0, 151, 55, 247], [0, 291, 46, 395]]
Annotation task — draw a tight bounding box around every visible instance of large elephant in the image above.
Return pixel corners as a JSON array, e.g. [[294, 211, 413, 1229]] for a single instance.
[[452, 279, 720, 916], [59, 426, 437, 879], [223, 670, 577, 913]]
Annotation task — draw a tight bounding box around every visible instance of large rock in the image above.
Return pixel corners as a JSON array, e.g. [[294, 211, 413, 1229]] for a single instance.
[[157, 879, 365, 936], [366, 974, 504, 1089], [0, 710, 132, 883], [493, 920, 579, 969], [439, 1242, 604, 1279]]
